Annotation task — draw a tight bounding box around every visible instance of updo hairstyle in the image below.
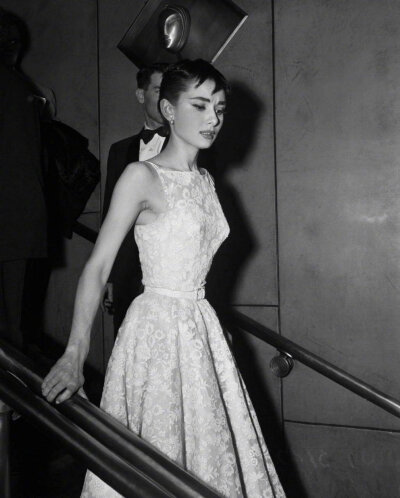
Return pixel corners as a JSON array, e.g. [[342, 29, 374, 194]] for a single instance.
[[159, 59, 229, 108]]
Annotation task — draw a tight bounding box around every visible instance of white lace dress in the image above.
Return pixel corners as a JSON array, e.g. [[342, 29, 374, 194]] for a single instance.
[[81, 161, 285, 498]]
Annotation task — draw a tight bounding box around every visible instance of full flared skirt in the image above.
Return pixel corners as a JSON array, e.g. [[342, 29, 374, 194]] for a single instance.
[[81, 292, 285, 498]]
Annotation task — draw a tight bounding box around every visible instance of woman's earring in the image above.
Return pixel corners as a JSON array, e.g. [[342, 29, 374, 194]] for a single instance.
[[170, 118, 174, 126]]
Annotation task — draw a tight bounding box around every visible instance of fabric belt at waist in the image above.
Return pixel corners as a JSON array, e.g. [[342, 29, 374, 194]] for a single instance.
[[144, 286, 205, 301]]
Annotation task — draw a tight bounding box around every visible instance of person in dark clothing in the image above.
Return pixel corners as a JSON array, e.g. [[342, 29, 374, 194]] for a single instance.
[[0, 8, 47, 348], [102, 62, 169, 335]]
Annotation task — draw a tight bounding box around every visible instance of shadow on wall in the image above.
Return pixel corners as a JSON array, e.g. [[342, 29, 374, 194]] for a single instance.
[[229, 322, 308, 498], [201, 81, 307, 498], [201, 80, 264, 312]]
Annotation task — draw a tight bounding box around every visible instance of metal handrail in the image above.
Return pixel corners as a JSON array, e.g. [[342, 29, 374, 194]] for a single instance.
[[0, 400, 10, 498], [73, 220, 98, 243], [0, 368, 171, 497], [0, 340, 221, 497], [230, 310, 400, 419]]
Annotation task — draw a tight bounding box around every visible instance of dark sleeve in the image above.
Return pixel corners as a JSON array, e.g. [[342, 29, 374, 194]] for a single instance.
[[102, 143, 119, 222]]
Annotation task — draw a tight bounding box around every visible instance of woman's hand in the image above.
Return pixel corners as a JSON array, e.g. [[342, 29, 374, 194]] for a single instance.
[[41, 351, 84, 404]]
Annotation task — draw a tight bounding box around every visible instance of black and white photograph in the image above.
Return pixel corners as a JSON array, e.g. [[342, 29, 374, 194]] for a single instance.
[[0, 1, 399, 497]]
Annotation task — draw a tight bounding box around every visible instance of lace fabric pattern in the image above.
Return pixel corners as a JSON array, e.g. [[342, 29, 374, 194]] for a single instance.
[[81, 163, 285, 498], [135, 166, 229, 292]]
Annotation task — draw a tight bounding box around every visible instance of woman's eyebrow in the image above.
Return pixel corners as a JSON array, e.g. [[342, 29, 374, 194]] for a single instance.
[[189, 96, 226, 106], [189, 96, 210, 102]]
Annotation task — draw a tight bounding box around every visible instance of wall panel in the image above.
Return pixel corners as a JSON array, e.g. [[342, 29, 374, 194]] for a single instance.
[[285, 422, 400, 498], [210, 0, 277, 306], [283, 360, 400, 430], [276, 0, 400, 428]]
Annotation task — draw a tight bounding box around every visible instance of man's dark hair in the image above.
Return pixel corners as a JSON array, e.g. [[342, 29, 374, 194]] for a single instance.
[[0, 7, 29, 52], [136, 62, 169, 90]]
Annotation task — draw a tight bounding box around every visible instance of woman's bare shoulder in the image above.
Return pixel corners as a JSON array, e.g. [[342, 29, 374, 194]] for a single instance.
[[115, 161, 159, 194], [123, 161, 158, 182]]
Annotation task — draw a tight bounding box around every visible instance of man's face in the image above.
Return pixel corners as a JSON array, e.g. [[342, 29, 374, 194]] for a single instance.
[[136, 71, 164, 127], [0, 25, 22, 68]]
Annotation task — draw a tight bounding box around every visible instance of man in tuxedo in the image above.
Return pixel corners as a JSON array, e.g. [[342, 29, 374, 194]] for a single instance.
[[102, 62, 169, 335]]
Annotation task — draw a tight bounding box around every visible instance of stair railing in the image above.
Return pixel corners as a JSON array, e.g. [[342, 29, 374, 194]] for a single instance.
[[0, 339, 221, 498], [229, 310, 400, 419]]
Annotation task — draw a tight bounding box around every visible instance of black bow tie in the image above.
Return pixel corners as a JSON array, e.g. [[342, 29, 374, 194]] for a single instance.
[[140, 126, 168, 144]]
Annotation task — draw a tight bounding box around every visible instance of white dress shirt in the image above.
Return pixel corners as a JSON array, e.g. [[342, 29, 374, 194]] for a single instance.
[[139, 128, 167, 161]]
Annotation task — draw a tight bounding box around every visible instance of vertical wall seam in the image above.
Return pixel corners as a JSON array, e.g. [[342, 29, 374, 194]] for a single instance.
[[270, 0, 284, 433], [95, 0, 106, 371], [96, 0, 101, 203]]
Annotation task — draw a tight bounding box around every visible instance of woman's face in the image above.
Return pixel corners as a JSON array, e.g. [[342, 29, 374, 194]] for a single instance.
[[169, 79, 226, 150]]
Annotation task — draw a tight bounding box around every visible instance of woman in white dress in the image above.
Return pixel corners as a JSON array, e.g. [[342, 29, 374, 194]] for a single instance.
[[42, 59, 285, 498]]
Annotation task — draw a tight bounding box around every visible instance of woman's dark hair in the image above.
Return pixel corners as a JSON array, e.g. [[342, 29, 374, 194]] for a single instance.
[[159, 59, 229, 105]]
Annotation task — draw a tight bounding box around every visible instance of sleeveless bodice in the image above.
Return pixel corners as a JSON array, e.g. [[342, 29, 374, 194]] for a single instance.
[[134, 162, 230, 292]]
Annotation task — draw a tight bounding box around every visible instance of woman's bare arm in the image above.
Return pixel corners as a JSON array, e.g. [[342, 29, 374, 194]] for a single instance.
[[41, 162, 155, 403]]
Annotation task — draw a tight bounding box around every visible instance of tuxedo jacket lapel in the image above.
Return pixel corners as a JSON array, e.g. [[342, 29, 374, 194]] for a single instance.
[[126, 133, 141, 164], [103, 132, 141, 220]]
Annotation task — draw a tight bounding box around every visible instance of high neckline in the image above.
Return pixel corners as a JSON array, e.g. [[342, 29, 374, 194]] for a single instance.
[[162, 168, 206, 176], [146, 161, 206, 177]]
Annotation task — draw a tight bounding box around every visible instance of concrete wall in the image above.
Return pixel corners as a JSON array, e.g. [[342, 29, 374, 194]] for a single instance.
[[275, 1, 400, 496]]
